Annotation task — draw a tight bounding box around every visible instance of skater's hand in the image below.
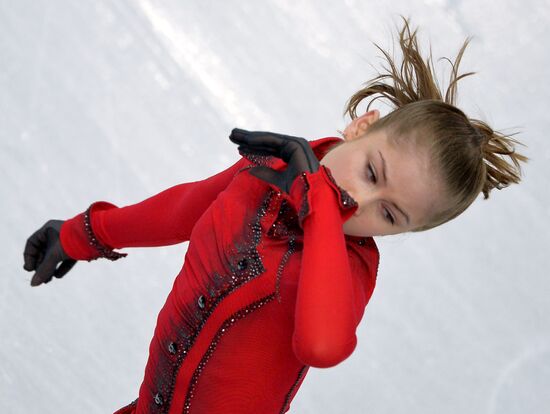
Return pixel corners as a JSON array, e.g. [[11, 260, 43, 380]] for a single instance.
[[23, 220, 77, 287], [229, 128, 320, 194]]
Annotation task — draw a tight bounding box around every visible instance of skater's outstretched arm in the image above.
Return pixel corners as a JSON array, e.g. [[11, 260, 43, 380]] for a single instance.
[[58, 156, 249, 261], [23, 155, 249, 286]]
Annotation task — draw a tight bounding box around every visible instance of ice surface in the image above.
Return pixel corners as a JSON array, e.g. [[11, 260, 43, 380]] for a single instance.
[[1, 1, 549, 413]]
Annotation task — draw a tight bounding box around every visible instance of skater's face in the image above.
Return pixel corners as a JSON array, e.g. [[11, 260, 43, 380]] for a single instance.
[[320, 110, 447, 237]]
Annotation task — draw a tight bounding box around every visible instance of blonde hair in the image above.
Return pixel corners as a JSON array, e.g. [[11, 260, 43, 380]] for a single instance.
[[342, 15, 529, 232]]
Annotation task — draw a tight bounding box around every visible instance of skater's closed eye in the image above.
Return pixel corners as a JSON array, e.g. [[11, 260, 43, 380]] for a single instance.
[[365, 150, 409, 226], [377, 150, 410, 225]]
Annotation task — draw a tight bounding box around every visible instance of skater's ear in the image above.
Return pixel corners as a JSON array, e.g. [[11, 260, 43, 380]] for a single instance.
[[343, 110, 380, 141]]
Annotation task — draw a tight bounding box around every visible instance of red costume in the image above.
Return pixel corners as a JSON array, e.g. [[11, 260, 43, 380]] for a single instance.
[[60, 136, 380, 413]]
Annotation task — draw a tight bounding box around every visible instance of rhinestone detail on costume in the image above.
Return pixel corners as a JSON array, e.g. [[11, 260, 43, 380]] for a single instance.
[[83, 202, 128, 261], [322, 166, 358, 210], [279, 365, 308, 414], [268, 199, 301, 239], [154, 392, 164, 406], [239, 152, 275, 167], [150, 188, 292, 413], [182, 293, 276, 414], [295, 173, 311, 228], [274, 237, 297, 303]]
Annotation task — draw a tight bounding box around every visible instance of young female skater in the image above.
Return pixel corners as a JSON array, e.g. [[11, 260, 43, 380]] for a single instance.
[[22, 16, 528, 414]]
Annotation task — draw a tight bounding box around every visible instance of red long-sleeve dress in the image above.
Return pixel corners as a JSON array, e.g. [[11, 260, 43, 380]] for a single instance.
[[59, 136, 380, 414]]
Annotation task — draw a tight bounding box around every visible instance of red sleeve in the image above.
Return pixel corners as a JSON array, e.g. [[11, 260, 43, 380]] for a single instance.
[[59, 156, 250, 261], [286, 165, 377, 368]]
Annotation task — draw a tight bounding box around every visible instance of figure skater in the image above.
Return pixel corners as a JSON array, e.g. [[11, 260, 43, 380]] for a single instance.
[[22, 16, 528, 414]]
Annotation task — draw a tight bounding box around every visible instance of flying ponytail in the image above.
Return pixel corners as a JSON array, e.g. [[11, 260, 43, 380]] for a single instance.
[[470, 118, 529, 199], [341, 15, 529, 231]]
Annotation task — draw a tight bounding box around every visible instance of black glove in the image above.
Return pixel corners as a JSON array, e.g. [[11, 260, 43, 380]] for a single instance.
[[23, 219, 77, 287], [228, 128, 320, 194]]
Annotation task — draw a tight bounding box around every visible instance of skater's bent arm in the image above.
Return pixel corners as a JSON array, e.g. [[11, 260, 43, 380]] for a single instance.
[[289, 166, 376, 368], [60, 156, 250, 261]]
